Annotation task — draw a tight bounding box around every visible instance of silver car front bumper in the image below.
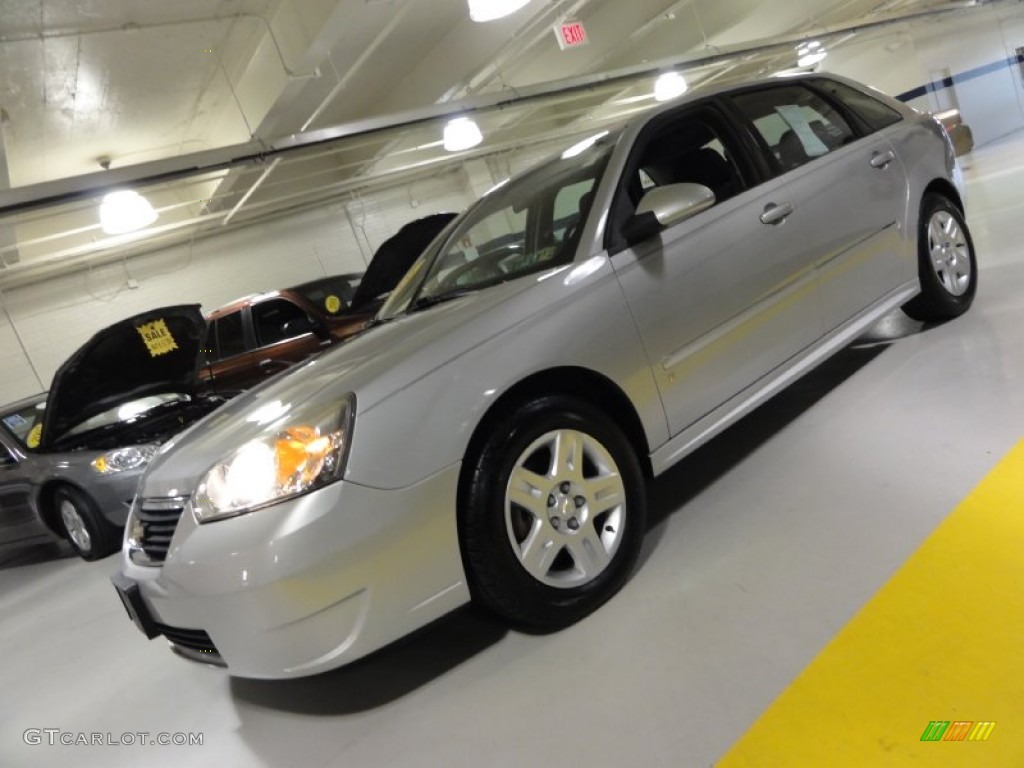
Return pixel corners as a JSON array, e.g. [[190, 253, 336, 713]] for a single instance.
[[116, 463, 470, 678]]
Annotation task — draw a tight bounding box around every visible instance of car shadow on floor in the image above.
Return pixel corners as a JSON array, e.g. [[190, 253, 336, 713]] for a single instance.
[[229, 604, 507, 715], [229, 313, 919, 715], [0, 540, 73, 571], [640, 314, 919, 544]]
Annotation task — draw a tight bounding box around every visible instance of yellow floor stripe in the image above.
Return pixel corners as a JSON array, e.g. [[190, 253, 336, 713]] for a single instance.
[[718, 441, 1024, 767]]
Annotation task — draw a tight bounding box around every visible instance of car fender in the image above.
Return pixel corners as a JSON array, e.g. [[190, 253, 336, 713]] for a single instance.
[[345, 258, 666, 491]]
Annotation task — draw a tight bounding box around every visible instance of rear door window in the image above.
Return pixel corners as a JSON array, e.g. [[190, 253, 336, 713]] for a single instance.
[[730, 85, 856, 172], [212, 311, 247, 361]]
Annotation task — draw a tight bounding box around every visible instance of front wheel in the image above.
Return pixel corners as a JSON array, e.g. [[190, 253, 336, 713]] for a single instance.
[[459, 395, 646, 629], [54, 485, 120, 561], [902, 193, 977, 322]]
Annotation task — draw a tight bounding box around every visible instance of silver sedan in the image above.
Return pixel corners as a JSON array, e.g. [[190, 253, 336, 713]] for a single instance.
[[114, 73, 975, 678]]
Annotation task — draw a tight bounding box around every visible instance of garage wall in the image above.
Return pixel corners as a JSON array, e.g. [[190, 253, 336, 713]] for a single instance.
[[11, 5, 1022, 407], [824, 6, 1024, 146], [0, 166, 483, 405]]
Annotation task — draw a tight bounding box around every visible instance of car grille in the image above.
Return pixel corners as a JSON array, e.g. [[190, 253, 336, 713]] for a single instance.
[[156, 623, 218, 654], [156, 623, 224, 665], [134, 497, 188, 564]]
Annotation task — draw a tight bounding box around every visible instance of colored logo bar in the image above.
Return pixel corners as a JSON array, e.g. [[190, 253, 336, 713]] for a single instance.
[[921, 721, 996, 742]]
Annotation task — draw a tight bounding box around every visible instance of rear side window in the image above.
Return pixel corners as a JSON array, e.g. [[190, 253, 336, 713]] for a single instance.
[[814, 79, 902, 132], [730, 85, 855, 172], [212, 312, 246, 361]]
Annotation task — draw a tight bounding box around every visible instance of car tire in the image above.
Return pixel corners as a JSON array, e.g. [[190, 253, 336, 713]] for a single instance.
[[54, 485, 120, 561], [460, 395, 646, 629], [902, 193, 977, 322]]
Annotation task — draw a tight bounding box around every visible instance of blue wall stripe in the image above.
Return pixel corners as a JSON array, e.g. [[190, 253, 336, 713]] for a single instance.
[[895, 54, 1024, 102]]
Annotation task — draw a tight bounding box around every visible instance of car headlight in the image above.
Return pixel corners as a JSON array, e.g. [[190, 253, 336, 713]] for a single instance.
[[192, 395, 354, 523], [91, 444, 158, 474]]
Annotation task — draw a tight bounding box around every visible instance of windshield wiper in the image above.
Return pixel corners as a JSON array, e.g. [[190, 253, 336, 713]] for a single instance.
[[408, 288, 477, 313]]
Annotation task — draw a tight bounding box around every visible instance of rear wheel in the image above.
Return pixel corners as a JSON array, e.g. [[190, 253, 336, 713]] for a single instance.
[[460, 395, 646, 629], [902, 193, 977, 322], [54, 485, 120, 561]]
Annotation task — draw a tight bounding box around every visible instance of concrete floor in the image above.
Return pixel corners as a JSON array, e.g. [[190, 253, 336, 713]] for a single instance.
[[2, 130, 1023, 768]]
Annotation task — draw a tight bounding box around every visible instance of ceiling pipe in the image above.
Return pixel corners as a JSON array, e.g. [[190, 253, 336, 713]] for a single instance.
[[0, 110, 637, 288], [222, 157, 281, 225], [300, 3, 415, 132], [445, 0, 594, 101], [0, 13, 318, 79], [0, 0, 1012, 220]]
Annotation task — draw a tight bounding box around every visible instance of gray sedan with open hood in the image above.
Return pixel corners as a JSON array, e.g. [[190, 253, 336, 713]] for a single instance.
[[0, 305, 227, 559]]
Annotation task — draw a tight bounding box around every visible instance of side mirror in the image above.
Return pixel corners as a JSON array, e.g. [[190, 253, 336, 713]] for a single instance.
[[623, 183, 716, 245], [309, 315, 331, 340]]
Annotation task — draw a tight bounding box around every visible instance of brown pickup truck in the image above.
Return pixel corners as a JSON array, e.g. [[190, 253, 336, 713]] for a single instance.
[[199, 212, 456, 392], [198, 278, 368, 392]]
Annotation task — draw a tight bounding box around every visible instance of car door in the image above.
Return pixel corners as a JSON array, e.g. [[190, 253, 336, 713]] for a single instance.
[[249, 297, 326, 378], [727, 83, 908, 332], [0, 434, 39, 547], [199, 309, 258, 392], [608, 103, 823, 437]]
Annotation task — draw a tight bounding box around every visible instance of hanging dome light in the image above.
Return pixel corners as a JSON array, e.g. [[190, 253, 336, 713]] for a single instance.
[[443, 117, 483, 152], [468, 0, 532, 23], [99, 190, 158, 235], [654, 71, 688, 102]]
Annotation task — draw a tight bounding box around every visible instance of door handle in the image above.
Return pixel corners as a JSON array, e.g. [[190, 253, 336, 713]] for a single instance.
[[760, 202, 794, 226], [870, 150, 895, 169]]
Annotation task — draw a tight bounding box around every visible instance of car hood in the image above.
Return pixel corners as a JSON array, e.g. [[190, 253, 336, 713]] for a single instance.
[[40, 304, 206, 449], [139, 269, 577, 497], [348, 212, 457, 311]]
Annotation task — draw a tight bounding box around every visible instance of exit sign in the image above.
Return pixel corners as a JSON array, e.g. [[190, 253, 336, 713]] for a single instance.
[[554, 20, 588, 50]]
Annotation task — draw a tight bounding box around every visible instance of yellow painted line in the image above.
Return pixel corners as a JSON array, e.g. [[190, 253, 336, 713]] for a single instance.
[[719, 441, 1024, 767]]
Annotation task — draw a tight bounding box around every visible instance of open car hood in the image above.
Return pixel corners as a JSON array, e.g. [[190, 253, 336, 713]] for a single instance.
[[349, 212, 457, 311], [39, 305, 206, 450]]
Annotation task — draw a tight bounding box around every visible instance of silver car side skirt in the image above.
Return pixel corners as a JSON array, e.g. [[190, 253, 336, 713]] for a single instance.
[[649, 278, 921, 476]]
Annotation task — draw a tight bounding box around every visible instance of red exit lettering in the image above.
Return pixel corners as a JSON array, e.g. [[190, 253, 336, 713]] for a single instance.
[[555, 21, 588, 49]]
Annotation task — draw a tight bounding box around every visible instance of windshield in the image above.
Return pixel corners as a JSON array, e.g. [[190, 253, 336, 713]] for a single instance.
[[290, 274, 363, 316], [380, 133, 617, 319], [1, 398, 46, 450]]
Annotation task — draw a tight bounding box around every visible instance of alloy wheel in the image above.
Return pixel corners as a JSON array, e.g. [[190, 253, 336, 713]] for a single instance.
[[60, 499, 92, 553], [928, 210, 972, 297], [504, 428, 626, 588]]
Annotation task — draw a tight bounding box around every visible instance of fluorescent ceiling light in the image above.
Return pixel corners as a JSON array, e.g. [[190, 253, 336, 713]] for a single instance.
[[797, 51, 828, 67], [561, 131, 609, 159], [654, 71, 688, 102], [468, 0, 531, 22], [443, 117, 483, 152], [99, 190, 158, 235]]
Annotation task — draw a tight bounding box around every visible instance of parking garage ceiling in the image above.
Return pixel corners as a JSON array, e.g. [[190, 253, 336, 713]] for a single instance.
[[0, 0, 1009, 286]]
